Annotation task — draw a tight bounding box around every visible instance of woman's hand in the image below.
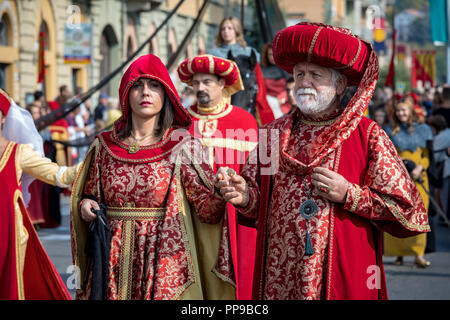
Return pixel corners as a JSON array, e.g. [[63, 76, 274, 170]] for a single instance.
[[411, 164, 423, 181], [80, 199, 99, 222], [311, 167, 349, 204], [214, 167, 250, 208]]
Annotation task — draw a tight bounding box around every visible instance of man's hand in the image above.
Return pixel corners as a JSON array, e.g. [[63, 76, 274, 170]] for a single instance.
[[411, 163, 423, 181], [214, 167, 250, 208], [80, 199, 99, 222], [311, 167, 349, 204]]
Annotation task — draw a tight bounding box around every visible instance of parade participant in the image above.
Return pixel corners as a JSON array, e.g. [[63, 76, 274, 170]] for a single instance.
[[215, 22, 430, 300], [177, 54, 258, 299], [71, 54, 235, 300], [207, 16, 260, 63], [0, 88, 79, 299], [207, 17, 274, 125], [383, 99, 433, 268]]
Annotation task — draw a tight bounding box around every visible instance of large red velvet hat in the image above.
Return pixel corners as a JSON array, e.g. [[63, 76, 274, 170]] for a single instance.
[[272, 22, 372, 86], [0, 88, 11, 116], [177, 54, 244, 96]]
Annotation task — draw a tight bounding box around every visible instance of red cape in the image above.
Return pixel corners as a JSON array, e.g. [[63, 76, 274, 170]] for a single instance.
[[254, 63, 275, 126]]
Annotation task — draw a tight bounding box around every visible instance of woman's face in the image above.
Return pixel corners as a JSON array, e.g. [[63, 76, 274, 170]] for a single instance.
[[128, 78, 165, 120], [0, 110, 5, 130], [267, 47, 275, 65], [220, 21, 237, 44], [395, 103, 411, 124], [374, 110, 386, 126]]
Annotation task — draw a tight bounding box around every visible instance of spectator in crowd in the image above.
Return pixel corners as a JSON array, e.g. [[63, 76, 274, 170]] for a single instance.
[[103, 97, 122, 128], [26, 103, 41, 122], [94, 92, 108, 131], [373, 107, 389, 128], [432, 86, 450, 126], [383, 98, 433, 268], [285, 76, 296, 112], [33, 90, 45, 108], [207, 16, 260, 63], [180, 86, 196, 109], [55, 85, 72, 108], [430, 115, 450, 223], [260, 42, 291, 118]]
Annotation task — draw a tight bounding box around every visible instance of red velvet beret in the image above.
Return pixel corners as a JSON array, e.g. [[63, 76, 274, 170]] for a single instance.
[[0, 88, 11, 116], [273, 22, 372, 86], [177, 55, 244, 95]]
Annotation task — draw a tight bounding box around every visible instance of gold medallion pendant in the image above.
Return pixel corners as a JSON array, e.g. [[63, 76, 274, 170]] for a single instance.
[[128, 142, 140, 154]]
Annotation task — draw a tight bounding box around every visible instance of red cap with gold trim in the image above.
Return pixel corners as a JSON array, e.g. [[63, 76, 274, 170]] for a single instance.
[[0, 88, 12, 116], [272, 22, 372, 86], [177, 54, 244, 96]]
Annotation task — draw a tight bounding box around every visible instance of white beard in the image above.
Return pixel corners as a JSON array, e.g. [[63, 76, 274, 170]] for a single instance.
[[295, 87, 337, 115]]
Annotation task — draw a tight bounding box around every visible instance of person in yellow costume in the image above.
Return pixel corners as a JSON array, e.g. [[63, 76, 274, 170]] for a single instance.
[[383, 99, 433, 268]]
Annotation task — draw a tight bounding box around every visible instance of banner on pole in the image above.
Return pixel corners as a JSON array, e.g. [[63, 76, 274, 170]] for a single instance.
[[411, 50, 436, 88], [64, 23, 91, 64]]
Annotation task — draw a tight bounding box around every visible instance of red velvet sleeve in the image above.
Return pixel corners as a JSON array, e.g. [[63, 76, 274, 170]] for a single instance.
[[179, 140, 226, 224], [343, 124, 430, 236], [236, 147, 261, 219]]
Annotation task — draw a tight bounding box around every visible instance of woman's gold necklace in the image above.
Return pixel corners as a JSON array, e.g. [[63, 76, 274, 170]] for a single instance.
[[127, 131, 154, 154]]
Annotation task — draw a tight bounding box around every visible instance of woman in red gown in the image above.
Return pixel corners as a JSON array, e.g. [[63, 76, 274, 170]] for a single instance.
[[71, 54, 235, 300]]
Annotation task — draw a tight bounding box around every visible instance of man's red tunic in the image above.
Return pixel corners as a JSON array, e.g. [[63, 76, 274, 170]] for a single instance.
[[187, 102, 258, 300]]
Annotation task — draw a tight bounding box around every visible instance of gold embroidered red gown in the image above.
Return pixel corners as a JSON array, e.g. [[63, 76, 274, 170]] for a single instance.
[[70, 54, 235, 300]]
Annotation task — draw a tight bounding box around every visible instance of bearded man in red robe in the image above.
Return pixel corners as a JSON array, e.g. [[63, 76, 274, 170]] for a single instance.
[[177, 55, 258, 299], [215, 23, 430, 300]]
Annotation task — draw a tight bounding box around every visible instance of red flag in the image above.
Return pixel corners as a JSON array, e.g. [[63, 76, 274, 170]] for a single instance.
[[411, 51, 417, 88], [384, 29, 396, 87], [411, 50, 436, 88], [37, 27, 45, 85]]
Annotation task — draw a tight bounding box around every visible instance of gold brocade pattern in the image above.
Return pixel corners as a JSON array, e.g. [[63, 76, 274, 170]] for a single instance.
[[263, 121, 336, 300], [14, 190, 27, 300], [79, 139, 233, 300], [0, 141, 14, 172]]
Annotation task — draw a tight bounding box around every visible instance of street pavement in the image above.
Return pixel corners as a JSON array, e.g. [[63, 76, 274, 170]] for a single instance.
[[37, 194, 450, 300]]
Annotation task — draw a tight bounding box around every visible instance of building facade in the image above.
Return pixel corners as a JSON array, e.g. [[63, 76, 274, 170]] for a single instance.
[[0, 0, 228, 107]]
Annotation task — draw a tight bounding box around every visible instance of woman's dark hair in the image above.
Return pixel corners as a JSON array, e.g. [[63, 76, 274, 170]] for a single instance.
[[261, 42, 273, 67], [427, 114, 448, 134], [117, 92, 174, 142]]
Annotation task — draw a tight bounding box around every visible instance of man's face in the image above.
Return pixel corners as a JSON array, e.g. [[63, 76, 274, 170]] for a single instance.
[[63, 88, 71, 98], [293, 62, 345, 116], [29, 106, 41, 121], [192, 73, 225, 107], [286, 81, 296, 107], [0, 110, 5, 130]]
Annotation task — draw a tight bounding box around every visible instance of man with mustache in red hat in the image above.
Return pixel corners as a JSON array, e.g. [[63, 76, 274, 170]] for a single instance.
[[177, 55, 258, 299], [215, 23, 430, 300]]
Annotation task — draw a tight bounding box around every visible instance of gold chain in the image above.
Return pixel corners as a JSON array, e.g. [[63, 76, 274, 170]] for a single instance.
[[130, 131, 155, 142]]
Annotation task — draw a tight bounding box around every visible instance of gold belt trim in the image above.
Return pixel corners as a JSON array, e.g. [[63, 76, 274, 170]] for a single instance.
[[108, 206, 165, 300], [107, 207, 165, 220]]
